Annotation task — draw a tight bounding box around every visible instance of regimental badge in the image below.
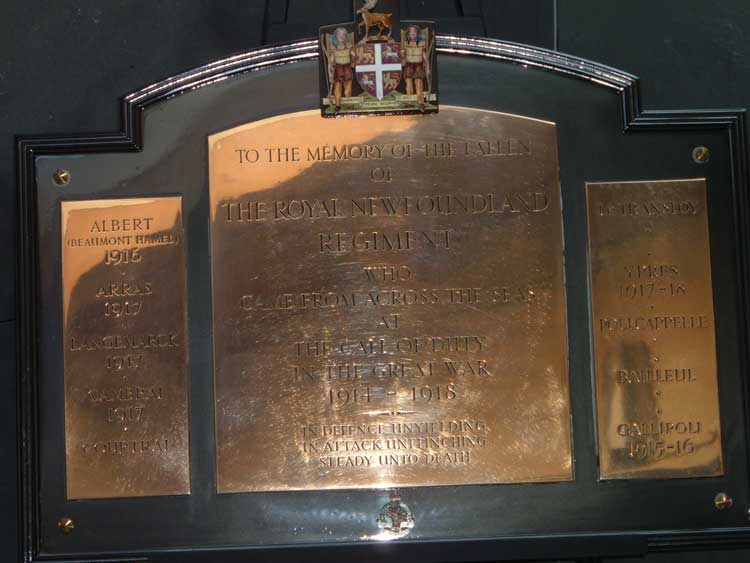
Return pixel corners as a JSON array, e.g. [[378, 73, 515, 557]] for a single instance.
[[319, 0, 438, 117], [376, 495, 415, 539]]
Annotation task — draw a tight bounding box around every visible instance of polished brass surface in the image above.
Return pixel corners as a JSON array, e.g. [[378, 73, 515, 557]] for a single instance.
[[587, 179, 723, 480], [210, 107, 572, 492], [62, 197, 190, 499]]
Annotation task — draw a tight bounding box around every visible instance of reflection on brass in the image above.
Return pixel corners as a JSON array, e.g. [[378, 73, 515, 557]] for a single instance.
[[62, 197, 190, 499], [587, 179, 723, 480], [210, 107, 572, 492]]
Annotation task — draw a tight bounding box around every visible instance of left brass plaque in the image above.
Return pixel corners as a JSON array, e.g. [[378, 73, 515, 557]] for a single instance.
[[62, 197, 190, 499]]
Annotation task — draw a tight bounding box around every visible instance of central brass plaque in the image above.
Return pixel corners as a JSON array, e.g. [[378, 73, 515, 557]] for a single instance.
[[210, 107, 572, 492]]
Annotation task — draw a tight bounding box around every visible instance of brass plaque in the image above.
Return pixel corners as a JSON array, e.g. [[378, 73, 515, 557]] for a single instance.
[[587, 179, 723, 479], [210, 107, 572, 492], [62, 197, 190, 499]]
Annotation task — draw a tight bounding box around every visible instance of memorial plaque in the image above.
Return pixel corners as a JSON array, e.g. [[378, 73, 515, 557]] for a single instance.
[[18, 25, 750, 563], [210, 107, 572, 492], [62, 197, 190, 499], [587, 179, 723, 480]]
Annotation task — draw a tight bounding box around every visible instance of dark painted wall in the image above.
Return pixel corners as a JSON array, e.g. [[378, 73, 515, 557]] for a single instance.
[[2, 1, 748, 561]]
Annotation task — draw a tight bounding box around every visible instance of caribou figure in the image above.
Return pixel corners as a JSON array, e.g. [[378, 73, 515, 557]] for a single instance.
[[357, 0, 392, 40]]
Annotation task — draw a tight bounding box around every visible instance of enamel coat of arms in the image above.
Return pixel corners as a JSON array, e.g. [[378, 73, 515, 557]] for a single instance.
[[319, 0, 438, 117]]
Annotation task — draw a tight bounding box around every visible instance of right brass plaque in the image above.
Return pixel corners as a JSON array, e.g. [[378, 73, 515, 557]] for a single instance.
[[210, 107, 572, 492], [587, 179, 723, 480]]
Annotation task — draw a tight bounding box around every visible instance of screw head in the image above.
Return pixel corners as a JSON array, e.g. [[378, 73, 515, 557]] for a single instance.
[[58, 517, 74, 534], [692, 146, 710, 164], [714, 492, 733, 510], [52, 169, 71, 186]]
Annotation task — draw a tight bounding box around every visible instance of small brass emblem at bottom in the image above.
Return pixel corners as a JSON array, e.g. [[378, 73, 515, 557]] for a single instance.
[[376, 494, 414, 539]]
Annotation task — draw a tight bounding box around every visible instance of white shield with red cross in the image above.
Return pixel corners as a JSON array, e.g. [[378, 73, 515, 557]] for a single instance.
[[355, 41, 402, 100]]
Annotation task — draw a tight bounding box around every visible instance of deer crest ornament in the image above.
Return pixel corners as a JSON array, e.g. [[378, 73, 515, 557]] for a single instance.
[[357, 0, 392, 40]]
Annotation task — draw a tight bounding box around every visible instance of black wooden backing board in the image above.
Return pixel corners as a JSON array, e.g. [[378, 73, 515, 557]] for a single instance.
[[5, 1, 750, 561]]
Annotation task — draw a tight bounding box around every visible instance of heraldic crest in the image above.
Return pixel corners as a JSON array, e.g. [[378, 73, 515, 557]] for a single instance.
[[319, 0, 438, 117]]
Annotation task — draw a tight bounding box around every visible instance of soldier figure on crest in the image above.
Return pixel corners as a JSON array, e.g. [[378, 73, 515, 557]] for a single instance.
[[328, 27, 355, 112], [402, 24, 430, 110]]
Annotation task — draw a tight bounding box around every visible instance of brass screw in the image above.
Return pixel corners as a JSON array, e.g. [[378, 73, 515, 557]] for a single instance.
[[58, 517, 74, 534], [714, 492, 733, 510], [52, 169, 70, 186], [692, 146, 710, 164]]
